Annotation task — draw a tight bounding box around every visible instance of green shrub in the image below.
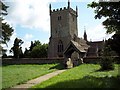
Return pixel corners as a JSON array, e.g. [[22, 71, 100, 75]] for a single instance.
[[100, 56, 114, 70], [100, 45, 115, 70]]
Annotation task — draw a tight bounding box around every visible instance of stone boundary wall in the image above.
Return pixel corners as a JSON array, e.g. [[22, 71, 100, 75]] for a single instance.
[[2, 58, 64, 65], [2, 56, 119, 65], [83, 57, 101, 64], [83, 56, 120, 64]]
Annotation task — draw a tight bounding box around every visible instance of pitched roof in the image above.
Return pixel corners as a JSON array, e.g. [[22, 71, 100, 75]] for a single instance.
[[71, 40, 86, 52], [64, 40, 88, 54]]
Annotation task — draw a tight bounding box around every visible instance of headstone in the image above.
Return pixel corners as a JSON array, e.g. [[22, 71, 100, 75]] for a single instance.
[[79, 58, 84, 64], [66, 58, 73, 69], [71, 51, 79, 61], [71, 51, 79, 66]]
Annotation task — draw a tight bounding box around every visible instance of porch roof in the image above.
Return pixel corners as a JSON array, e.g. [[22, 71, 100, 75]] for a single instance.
[[64, 40, 87, 54]]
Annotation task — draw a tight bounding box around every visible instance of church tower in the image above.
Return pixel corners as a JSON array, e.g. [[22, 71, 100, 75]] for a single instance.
[[48, 1, 78, 58]]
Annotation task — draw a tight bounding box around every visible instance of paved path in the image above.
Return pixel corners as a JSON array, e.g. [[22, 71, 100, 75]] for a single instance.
[[8, 69, 66, 90]]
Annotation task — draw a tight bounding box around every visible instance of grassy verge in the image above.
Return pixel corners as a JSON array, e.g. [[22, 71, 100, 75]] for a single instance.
[[0, 65, 2, 90], [32, 64, 120, 88], [2, 63, 62, 89]]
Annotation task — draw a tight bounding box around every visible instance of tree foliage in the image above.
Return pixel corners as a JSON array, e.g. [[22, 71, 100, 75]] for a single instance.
[[24, 48, 30, 58], [107, 33, 120, 56], [0, 1, 14, 45], [30, 44, 48, 58], [88, 1, 120, 34], [29, 40, 41, 51], [100, 42, 115, 70], [23, 40, 48, 58], [88, 1, 120, 56], [0, 1, 14, 57], [10, 38, 24, 58]]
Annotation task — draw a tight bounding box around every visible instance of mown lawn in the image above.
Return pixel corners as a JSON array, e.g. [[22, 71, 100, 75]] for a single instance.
[[32, 64, 120, 88], [2, 63, 63, 89]]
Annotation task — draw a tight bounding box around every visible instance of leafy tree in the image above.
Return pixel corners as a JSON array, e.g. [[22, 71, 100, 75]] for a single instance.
[[23, 40, 48, 58], [29, 40, 41, 51], [10, 38, 24, 58], [24, 48, 30, 58], [1, 1, 14, 45], [34, 40, 42, 47], [107, 33, 120, 56], [40, 43, 48, 58], [2, 49, 7, 58], [19, 47, 24, 58], [88, 1, 120, 56], [100, 42, 115, 70], [29, 41, 34, 51], [30, 43, 48, 58], [0, 1, 14, 57]]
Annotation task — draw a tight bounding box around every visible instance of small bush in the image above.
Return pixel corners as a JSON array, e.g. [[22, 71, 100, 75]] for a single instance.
[[100, 44, 115, 70], [100, 56, 114, 70]]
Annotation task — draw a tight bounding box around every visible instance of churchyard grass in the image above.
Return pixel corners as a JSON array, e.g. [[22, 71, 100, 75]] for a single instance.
[[2, 63, 62, 89], [32, 64, 120, 88]]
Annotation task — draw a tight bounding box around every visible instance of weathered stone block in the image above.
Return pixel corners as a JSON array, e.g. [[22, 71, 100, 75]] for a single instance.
[[66, 58, 73, 69]]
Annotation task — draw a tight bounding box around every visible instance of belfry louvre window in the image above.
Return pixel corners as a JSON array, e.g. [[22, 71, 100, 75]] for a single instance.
[[58, 16, 62, 20], [58, 40, 63, 52]]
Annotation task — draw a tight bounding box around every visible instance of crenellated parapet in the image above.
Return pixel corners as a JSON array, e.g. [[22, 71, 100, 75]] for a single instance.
[[49, 0, 78, 16], [52, 7, 67, 12]]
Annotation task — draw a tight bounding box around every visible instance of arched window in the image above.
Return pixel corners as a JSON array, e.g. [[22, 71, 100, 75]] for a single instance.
[[58, 40, 63, 53]]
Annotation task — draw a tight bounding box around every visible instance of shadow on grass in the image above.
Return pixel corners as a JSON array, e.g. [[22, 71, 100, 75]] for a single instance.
[[44, 76, 120, 88], [2, 63, 64, 67], [95, 64, 120, 72], [49, 63, 65, 70], [95, 68, 115, 72]]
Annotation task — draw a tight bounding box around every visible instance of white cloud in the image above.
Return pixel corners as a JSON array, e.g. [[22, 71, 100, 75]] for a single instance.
[[2, 0, 57, 55], [22, 34, 34, 52], [5, 0, 56, 32], [41, 39, 49, 44], [21, 41, 31, 52], [24, 34, 33, 40], [86, 24, 112, 41]]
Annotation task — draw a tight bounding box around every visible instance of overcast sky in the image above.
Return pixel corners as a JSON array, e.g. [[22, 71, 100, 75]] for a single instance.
[[2, 0, 113, 55]]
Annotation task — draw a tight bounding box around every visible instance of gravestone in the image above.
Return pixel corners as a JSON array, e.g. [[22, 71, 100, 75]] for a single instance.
[[66, 58, 73, 69], [71, 51, 79, 66]]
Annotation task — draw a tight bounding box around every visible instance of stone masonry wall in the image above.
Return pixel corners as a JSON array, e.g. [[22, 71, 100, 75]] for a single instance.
[[2, 58, 64, 65], [2, 57, 119, 65]]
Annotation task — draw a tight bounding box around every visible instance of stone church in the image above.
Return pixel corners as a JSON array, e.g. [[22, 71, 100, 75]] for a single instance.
[[48, 1, 104, 62]]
